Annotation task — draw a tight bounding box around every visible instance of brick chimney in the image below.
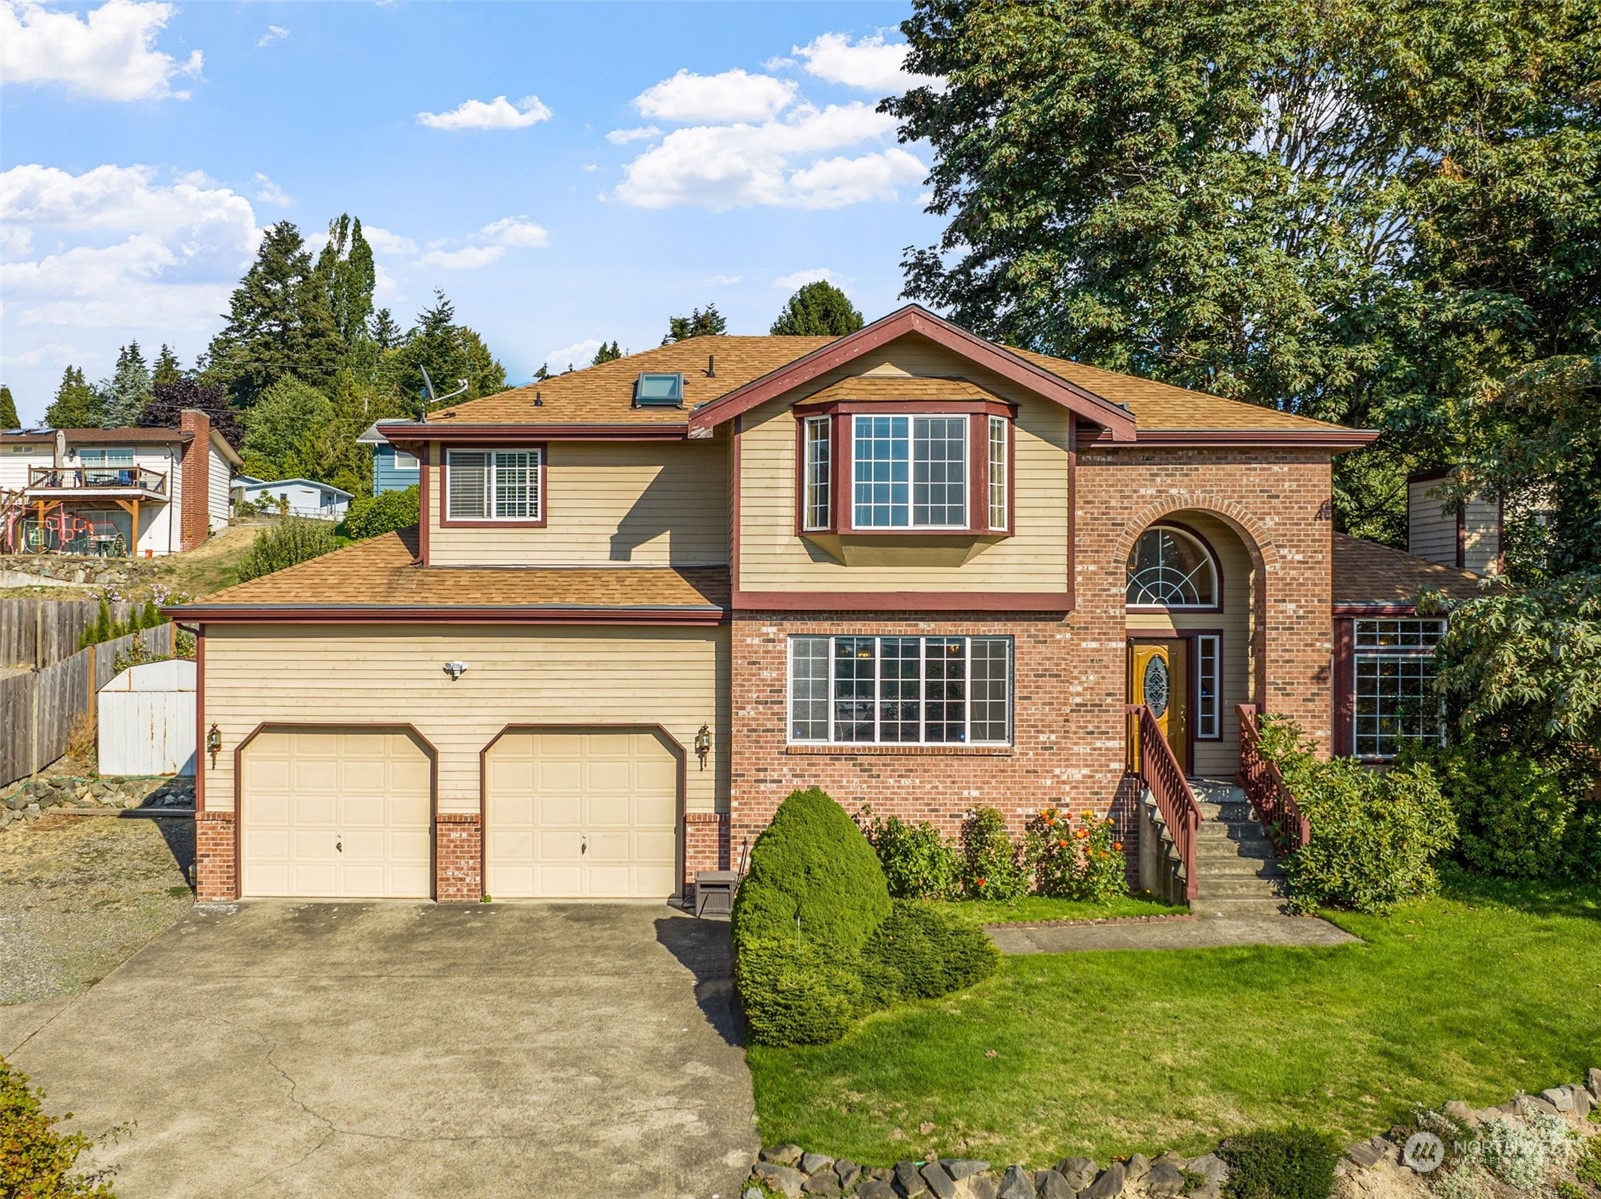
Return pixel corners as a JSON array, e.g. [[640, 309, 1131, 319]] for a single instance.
[[1407, 468, 1502, 575], [178, 409, 211, 552]]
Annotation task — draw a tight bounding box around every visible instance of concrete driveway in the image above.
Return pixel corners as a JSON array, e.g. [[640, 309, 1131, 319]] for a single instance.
[[6, 902, 757, 1199]]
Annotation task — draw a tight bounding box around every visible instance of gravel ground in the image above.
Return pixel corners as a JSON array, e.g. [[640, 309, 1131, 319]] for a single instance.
[[0, 813, 194, 1004]]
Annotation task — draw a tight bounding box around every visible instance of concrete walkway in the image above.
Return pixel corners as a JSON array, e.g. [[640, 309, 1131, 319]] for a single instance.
[[986, 913, 1358, 954], [8, 901, 757, 1199]]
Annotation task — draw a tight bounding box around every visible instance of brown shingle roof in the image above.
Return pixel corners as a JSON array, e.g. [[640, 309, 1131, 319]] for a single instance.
[[381, 324, 1360, 439], [800, 376, 1006, 404], [186, 528, 729, 614], [1331, 533, 1487, 608], [2, 427, 194, 445]]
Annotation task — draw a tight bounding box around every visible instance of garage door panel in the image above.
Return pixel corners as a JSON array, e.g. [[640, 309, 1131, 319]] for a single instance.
[[486, 729, 679, 899], [242, 728, 432, 899]]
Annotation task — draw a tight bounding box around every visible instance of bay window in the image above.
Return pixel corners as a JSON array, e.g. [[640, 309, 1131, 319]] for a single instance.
[[802, 416, 831, 531], [788, 634, 1012, 745], [445, 448, 543, 522]]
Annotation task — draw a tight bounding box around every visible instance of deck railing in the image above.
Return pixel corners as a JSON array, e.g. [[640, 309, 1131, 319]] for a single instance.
[[1236, 703, 1310, 855], [1126, 703, 1202, 900], [27, 465, 168, 494]]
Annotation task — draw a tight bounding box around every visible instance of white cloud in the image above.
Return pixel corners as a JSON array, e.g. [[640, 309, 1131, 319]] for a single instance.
[[613, 101, 922, 210], [772, 267, 839, 291], [2, 341, 75, 370], [415, 245, 506, 270], [480, 216, 549, 248], [417, 94, 551, 132], [1, 163, 257, 245], [708, 273, 742, 286], [792, 31, 935, 94], [0, 0, 204, 101], [606, 125, 661, 145], [256, 24, 288, 48], [252, 171, 292, 206], [634, 69, 797, 123], [360, 225, 416, 256], [542, 338, 602, 371]]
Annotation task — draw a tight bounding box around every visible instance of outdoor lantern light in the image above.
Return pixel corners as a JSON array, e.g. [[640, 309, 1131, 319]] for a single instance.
[[206, 724, 222, 766], [694, 723, 711, 770]]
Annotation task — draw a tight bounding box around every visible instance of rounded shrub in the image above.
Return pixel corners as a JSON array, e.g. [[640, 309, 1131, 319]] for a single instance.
[[732, 787, 892, 1046], [861, 899, 999, 1004], [860, 809, 960, 900], [1426, 741, 1597, 879], [1220, 1127, 1340, 1199], [340, 485, 420, 541]]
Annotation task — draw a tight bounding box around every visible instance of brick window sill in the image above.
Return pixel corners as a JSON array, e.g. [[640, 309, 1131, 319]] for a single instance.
[[785, 744, 1014, 757]]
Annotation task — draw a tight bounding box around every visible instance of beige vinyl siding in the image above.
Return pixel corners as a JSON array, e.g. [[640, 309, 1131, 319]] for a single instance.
[[736, 340, 1073, 593], [1461, 492, 1501, 574], [426, 439, 728, 567], [202, 623, 728, 817], [1407, 477, 1458, 567], [1125, 511, 1253, 778]]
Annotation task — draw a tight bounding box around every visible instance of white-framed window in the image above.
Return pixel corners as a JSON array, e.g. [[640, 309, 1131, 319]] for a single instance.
[[802, 416, 831, 531], [1353, 618, 1446, 759], [788, 634, 1012, 745], [445, 448, 542, 521], [391, 449, 419, 471], [1127, 526, 1220, 608], [1196, 634, 1221, 739], [851, 414, 968, 529], [987, 415, 1008, 530], [77, 446, 137, 485]]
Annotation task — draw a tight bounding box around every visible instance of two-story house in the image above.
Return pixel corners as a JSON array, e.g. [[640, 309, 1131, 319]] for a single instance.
[[1, 410, 239, 557], [174, 307, 1482, 904]]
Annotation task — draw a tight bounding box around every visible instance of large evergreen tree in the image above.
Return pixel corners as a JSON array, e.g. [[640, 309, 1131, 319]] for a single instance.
[[43, 366, 105, 428], [890, 0, 1598, 543], [207, 221, 344, 406], [383, 289, 507, 413], [370, 308, 402, 350], [315, 215, 377, 349], [591, 341, 623, 365], [151, 344, 183, 388], [104, 341, 152, 426], [771, 281, 864, 336], [0, 385, 18, 429], [663, 304, 727, 343]]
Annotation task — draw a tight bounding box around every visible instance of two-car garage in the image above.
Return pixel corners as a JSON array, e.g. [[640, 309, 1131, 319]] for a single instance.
[[238, 725, 680, 901]]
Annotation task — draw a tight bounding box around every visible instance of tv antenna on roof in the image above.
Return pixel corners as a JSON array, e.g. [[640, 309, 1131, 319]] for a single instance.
[[417, 366, 469, 422]]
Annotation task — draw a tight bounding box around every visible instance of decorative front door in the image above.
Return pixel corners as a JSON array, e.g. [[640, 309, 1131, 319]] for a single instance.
[[1130, 640, 1188, 773]]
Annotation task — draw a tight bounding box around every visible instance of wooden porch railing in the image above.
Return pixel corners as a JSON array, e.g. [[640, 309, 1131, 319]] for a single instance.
[[27, 465, 168, 494], [1236, 703, 1310, 855], [1126, 703, 1202, 900]]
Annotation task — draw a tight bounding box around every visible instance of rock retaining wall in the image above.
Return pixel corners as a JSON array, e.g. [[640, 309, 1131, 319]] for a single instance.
[[0, 774, 194, 831], [745, 1069, 1601, 1199]]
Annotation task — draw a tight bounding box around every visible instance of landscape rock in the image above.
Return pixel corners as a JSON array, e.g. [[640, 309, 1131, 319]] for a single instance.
[[1571, 1086, 1594, 1120], [895, 1160, 928, 1198], [1344, 1137, 1397, 1169], [1542, 1086, 1576, 1112], [921, 1162, 958, 1199], [1055, 1158, 1098, 1189], [1035, 1168, 1076, 1199], [1083, 1162, 1126, 1199], [752, 1163, 806, 1198], [997, 1165, 1035, 1199], [956, 1176, 997, 1199], [1124, 1153, 1151, 1185], [1588, 1067, 1601, 1102], [801, 1173, 841, 1197], [855, 1181, 897, 1199], [1184, 1154, 1229, 1185], [833, 1160, 861, 1190], [1443, 1101, 1481, 1130], [799, 1152, 833, 1176], [944, 1160, 990, 1181], [1143, 1160, 1188, 1195], [761, 1145, 805, 1167]]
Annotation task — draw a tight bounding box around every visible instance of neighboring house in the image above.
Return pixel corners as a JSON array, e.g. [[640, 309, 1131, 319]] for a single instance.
[[0, 410, 240, 557], [234, 476, 353, 522], [356, 422, 421, 495], [174, 306, 1483, 904]]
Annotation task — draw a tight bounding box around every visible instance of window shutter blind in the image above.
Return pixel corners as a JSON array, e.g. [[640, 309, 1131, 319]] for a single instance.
[[447, 452, 488, 519]]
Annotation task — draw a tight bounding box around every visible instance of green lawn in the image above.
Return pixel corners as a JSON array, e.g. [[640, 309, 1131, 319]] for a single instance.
[[747, 871, 1601, 1167], [947, 894, 1185, 924]]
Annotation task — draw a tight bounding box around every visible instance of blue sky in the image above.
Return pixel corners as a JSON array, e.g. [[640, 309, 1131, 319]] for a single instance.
[[1, 0, 943, 424]]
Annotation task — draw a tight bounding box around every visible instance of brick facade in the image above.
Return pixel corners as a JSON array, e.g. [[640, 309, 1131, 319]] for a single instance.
[[683, 811, 730, 892], [435, 813, 483, 901], [728, 448, 1335, 848], [178, 408, 212, 552], [195, 810, 236, 901]]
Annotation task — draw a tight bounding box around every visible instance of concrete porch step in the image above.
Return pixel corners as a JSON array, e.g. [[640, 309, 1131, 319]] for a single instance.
[[1195, 859, 1284, 881], [1198, 876, 1288, 899], [1190, 897, 1294, 918]]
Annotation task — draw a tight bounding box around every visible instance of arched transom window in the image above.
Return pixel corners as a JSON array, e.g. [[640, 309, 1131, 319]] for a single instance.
[[1126, 526, 1219, 608]]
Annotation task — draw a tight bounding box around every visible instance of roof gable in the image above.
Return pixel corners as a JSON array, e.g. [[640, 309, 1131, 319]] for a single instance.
[[685, 306, 1138, 441]]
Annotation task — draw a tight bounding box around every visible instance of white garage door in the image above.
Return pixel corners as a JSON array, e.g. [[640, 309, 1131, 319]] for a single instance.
[[241, 728, 433, 898], [485, 729, 678, 899]]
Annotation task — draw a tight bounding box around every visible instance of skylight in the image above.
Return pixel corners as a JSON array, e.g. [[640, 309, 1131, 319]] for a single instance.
[[634, 373, 684, 407]]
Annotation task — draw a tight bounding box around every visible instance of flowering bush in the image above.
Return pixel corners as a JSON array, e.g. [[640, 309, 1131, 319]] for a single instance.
[[1026, 808, 1128, 902], [959, 807, 1030, 900]]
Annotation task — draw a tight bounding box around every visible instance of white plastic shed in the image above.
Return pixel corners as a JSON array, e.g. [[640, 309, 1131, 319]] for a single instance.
[[97, 659, 196, 776]]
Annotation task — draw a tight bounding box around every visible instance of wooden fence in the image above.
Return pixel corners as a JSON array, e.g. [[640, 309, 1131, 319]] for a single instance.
[[0, 598, 145, 669], [0, 624, 177, 789]]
